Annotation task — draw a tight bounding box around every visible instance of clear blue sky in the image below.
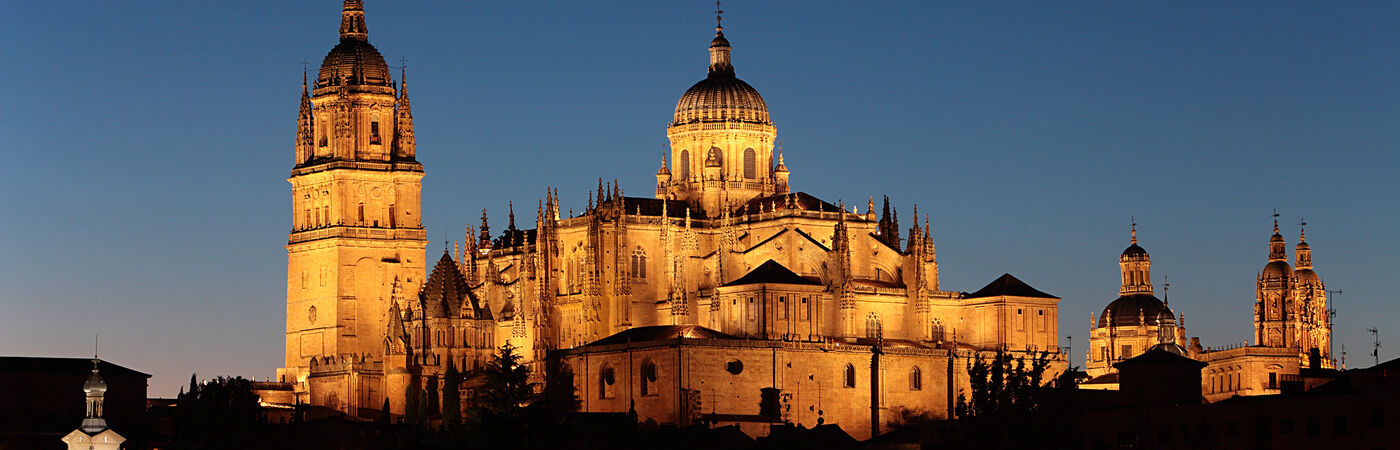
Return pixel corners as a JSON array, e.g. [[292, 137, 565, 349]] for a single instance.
[[2, 1, 1397, 397]]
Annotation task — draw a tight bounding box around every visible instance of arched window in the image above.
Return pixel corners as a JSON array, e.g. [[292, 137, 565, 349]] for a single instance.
[[631, 247, 647, 280], [370, 116, 381, 144], [843, 363, 856, 388], [707, 147, 723, 167], [599, 364, 616, 399], [358, 203, 365, 224], [388, 204, 396, 228], [640, 360, 658, 396], [679, 150, 690, 179], [866, 313, 882, 339], [931, 319, 945, 342], [910, 366, 923, 391], [743, 148, 757, 179]]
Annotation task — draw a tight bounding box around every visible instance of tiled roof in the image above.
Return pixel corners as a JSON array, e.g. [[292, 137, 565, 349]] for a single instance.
[[964, 273, 1057, 299], [585, 325, 735, 347], [723, 260, 823, 287]]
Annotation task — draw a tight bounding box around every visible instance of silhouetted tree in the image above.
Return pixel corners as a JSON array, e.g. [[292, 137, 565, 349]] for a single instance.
[[471, 342, 536, 422], [172, 375, 262, 449], [951, 350, 1078, 449], [442, 358, 461, 426]]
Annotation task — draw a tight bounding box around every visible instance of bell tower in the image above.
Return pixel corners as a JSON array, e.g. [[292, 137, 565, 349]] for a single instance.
[[279, 0, 427, 396]]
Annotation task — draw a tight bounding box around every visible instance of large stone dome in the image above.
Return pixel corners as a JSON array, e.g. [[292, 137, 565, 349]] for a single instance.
[[672, 75, 771, 126], [1099, 293, 1169, 328]]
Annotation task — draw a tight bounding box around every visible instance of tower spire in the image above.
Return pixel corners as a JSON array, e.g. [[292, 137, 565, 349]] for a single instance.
[[508, 201, 517, 230], [340, 0, 368, 41], [1130, 216, 1137, 245], [296, 66, 315, 164], [394, 62, 416, 160]]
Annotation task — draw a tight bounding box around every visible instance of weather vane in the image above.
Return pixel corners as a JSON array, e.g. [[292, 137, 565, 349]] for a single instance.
[[715, 1, 724, 29]]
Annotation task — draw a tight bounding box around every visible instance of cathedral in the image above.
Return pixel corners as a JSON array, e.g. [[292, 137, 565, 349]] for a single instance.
[[273, 1, 1065, 439], [1083, 218, 1333, 399]]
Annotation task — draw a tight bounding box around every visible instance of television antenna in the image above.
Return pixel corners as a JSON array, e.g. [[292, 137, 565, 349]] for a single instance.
[[1368, 328, 1381, 367]]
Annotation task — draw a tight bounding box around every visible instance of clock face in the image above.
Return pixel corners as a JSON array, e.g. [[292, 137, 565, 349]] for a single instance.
[[308, 305, 318, 324]]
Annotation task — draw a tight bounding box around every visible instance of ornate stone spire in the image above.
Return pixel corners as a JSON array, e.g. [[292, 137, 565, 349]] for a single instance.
[[394, 65, 416, 160], [296, 69, 314, 164], [478, 209, 491, 248], [340, 0, 368, 41]]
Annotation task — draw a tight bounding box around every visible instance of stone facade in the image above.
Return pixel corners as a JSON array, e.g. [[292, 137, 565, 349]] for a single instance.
[[276, 2, 1067, 433]]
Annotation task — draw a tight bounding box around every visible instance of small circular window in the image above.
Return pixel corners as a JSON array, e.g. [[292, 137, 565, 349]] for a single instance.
[[726, 360, 744, 375]]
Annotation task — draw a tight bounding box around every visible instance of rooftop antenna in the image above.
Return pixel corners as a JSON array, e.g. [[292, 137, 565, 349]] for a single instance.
[[1369, 327, 1381, 367], [1327, 288, 1342, 342], [1163, 276, 1169, 306]]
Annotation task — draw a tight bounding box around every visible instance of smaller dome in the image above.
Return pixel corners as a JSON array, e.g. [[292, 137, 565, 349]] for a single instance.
[[1120, 243, 1148, 260], [1294, 268, 1321, 285], [1148, 342, 1188, 356], [1261, 260, 1292, 280], [711, 33, 730, 48], [1099, 294, 1166, 328], [83, 366, 107, 394]]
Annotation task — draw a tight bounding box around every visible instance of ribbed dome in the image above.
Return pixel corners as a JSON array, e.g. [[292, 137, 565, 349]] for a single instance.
[[673, 75, 771, 126], [317, 39, 393, 89], [1121, 243, 1148, 260], [1261, 260, 1293, 280], [1099, 293, 1168, 328], [1294, 268, 1321, 285]]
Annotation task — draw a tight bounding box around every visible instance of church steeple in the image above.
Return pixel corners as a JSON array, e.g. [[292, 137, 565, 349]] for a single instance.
[[80, 356, 108, 433], [340, 0, 369, 41], [281, 1, 427, 403]]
